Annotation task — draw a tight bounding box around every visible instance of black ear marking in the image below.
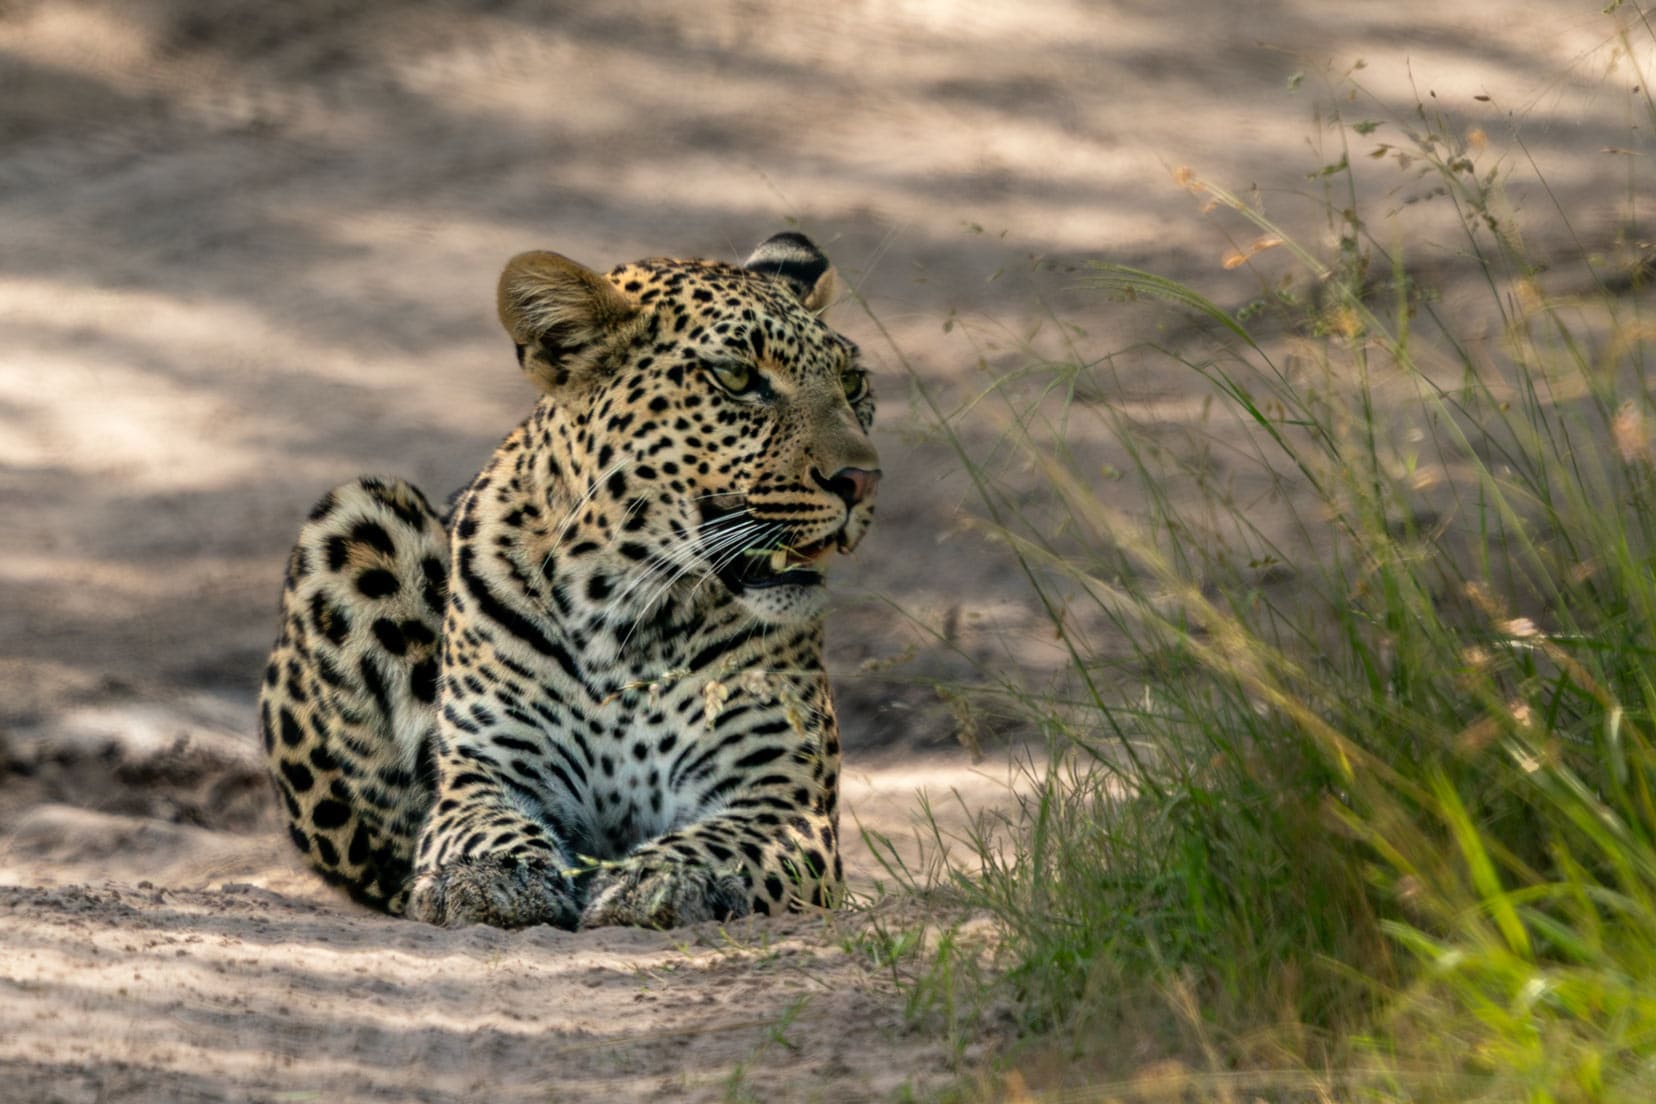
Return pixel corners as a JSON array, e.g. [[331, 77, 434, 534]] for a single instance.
[[744, 232, 839, 311], [538, 324, 581, 364]]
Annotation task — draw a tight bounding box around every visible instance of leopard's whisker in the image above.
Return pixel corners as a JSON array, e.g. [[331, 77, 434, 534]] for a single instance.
[[607, 517, 766, 616], [613, 519, 782, 651], [635, 521, 770, 608], [609, 516, 761, 596]]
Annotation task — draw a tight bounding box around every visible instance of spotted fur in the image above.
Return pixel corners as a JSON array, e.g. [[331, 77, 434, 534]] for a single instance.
[[260, 233, 880, 928]]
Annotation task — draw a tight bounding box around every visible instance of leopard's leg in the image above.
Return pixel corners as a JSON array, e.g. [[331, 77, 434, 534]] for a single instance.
[[579, 704, 844, 929], [403, 744, 582, 929], [259, 476, 447, 913], [398, 473, 590, 930], [579, 804, 843, 929]]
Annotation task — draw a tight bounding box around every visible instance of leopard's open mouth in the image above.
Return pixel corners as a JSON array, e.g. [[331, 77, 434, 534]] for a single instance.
[[700, 503, 848, 594]]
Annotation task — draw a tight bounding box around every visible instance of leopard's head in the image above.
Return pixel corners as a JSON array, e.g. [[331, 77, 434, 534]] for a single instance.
[[497, 233, 880, 627]]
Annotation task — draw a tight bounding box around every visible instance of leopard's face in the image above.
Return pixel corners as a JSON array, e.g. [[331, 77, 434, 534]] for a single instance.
[[499, 235, 880, 626]]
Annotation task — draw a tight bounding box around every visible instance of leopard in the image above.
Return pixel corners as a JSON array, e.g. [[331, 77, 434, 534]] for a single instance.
[[258, 232, 880, 929]]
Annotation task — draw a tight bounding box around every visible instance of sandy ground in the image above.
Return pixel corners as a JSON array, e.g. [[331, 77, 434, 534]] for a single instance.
[[0, 701, 1017, 1103], [0, 1, 1644, 1100]]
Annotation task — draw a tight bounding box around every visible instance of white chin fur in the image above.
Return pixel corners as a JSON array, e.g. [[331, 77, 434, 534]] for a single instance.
[[737, 580, 828, 624]]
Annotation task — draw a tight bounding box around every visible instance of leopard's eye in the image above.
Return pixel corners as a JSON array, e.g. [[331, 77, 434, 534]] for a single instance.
[[840, 370, 869, 403], [707, 361, 757, 396]]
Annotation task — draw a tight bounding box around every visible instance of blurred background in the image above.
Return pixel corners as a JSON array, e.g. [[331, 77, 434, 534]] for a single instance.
[[0, 0, 1619, 752]]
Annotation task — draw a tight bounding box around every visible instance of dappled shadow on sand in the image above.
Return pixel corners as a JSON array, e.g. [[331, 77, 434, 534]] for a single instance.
[[0, 880, 954, 1103]]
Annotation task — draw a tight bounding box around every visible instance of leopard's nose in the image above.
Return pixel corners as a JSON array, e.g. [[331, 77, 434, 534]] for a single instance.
[[813, 466, 882, 508]]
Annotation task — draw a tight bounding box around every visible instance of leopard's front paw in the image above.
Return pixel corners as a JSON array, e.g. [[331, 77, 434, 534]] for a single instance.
[[578, 861, 750, 930], [406, 855, 579, 930]]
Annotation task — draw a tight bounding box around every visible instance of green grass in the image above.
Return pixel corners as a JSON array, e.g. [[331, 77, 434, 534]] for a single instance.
[[864, 18, 1656, 1102]]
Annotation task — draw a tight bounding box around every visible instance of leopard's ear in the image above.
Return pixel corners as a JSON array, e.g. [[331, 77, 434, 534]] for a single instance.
[[497, 251, 639, 392], [744, 232, 840, 313]]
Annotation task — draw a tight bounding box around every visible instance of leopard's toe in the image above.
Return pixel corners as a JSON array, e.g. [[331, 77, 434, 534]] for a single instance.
[[407, 855, 580, 930], [578, 861, 750, 930]]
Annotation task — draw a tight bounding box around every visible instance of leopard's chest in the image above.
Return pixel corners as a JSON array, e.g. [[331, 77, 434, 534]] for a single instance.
[[445, 531, 829, 859], [496, 663, 748, 860]]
